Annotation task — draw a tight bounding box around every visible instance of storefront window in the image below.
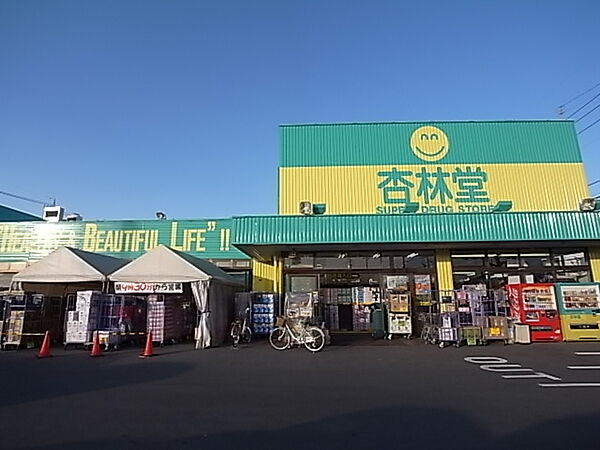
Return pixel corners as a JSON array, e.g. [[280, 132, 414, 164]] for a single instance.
[[287, 276, 318, 292], [488, 253, 519, 268], [519, 253, 552, 268], [314, 256, 350, 270], [349, 257, 367, 270], [405, 253, 434, 269], [392, 256, 405, 269], [285, 254, 314, 268], [488, 272, 508, 290], [366, 256, 391, 269], [452, 254, 485, 267], [453, 271, 487, 289], [554, 250, 588, 267], [556, 270, 590, 283]]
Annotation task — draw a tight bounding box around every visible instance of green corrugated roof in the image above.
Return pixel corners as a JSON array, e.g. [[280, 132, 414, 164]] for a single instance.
[[0, 205, 41, 222], [233, 211, 600, 249], [280, 120, 582, 167]]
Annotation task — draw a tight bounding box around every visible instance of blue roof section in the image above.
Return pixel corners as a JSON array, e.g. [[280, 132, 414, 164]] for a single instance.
[[0, 205, 42, 222]]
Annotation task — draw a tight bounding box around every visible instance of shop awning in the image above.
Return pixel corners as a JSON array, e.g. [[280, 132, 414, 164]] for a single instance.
[[12, 247, 129, 283], [232, 211, 600, 260], [108, 244, 242, 284]]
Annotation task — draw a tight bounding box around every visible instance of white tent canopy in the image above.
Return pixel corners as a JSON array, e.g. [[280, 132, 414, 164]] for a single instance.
[[12, 247, 129, 283], [109, 245, 242, 349], [108, 244, 241, 284]]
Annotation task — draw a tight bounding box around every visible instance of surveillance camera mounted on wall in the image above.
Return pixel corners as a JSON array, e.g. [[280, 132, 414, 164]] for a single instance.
[[299, 201, 313, 215]]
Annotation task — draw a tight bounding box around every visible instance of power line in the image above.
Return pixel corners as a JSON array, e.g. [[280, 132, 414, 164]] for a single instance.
[[575, 101, 600, 122], [589, 180, 600, 187], [578, 116, 600, 135], [560, 81, 600, 107], [567, 91, 600, 119], [0, 190, 53, 206]]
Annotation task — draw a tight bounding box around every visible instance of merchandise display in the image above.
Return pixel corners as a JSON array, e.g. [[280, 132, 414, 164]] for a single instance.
[[2, 294, 63, 350], [146, 295, 188, 344], [251, 292, 277, 335], [65, 291, 146, 349], [421, 289, 509, 347], [320, 287, 381, 332], [386, 283, 411, 338], [388, 313, 411, 335]]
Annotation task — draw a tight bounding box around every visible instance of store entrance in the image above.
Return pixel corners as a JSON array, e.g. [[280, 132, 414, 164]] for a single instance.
[[283, 251, 437, 337]]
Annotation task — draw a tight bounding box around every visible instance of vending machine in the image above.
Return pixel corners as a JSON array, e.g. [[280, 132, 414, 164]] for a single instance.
[[555, 283, 600, 341], [507, 284, 562, 342]]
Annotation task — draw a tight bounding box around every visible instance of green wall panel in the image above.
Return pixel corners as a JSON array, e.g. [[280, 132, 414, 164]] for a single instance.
[[280, 121, 582, 167]]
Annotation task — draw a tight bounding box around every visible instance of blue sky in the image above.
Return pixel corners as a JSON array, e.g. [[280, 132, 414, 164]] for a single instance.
[[1, 0, 599, 220]]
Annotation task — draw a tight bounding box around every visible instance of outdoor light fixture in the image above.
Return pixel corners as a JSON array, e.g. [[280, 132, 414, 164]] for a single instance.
[[337, 252, 347, 259], [579, 197, 597, 212], [155, 211, 167, 220], [406, 252, 419, 259], [372, 252, 381, 259]]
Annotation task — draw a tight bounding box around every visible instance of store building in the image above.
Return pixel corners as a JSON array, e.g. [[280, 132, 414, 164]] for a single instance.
[[232, 120, 600, 333], [2, 120, 600, 337]]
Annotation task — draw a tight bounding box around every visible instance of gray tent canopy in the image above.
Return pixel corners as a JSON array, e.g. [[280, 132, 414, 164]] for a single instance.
[[108, 245, 243, 349], [13, 247, 129, 283]]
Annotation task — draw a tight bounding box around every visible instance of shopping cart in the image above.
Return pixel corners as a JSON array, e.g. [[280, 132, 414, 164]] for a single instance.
[[455, 289, 484, 346], [471, 290, 510, 345]]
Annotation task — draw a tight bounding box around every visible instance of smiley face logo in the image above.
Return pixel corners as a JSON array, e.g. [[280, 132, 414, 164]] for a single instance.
[[410, 126, 449, 162]]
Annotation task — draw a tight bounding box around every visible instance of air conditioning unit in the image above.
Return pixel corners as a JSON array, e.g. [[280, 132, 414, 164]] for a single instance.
[[65, 213, 83, 222], [299, 201, 313, 215], [579, 197, 597, 212], [43, 206, 64, 222]]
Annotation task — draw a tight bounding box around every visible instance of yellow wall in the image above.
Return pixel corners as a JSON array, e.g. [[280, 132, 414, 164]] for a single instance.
[[279, 163, 589, 214], [435, 249, 454, 295], [251, 258, 283, 293], [589, 247, 600, 282]]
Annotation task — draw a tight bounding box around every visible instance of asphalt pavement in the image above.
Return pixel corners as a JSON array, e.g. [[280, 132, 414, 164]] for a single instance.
[[1, 336, 599, 450]]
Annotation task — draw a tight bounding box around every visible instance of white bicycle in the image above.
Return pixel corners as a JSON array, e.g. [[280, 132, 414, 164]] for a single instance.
[[269, 316, 326, 353], [230, 307, 252, 347]]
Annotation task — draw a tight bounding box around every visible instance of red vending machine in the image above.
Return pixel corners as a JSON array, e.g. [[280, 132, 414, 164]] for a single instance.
[[507, 284, 562, 342]]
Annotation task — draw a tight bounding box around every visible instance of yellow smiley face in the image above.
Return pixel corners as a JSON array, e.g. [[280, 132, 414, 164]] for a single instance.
[[410, 126, 449, 162]]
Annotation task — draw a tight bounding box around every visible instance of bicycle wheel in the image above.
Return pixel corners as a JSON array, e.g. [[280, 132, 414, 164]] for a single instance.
[[304, 327, 325, 353], [241, 327, 252, 344], [269, 327, 290, 350], [230, 323, 241, 346]]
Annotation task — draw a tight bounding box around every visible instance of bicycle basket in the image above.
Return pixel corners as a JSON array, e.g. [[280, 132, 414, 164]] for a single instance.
[[275, 316, 286, 327]]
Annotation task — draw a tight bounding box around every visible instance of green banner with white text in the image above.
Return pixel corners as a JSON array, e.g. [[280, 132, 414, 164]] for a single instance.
[[0, 219, 248, 263]]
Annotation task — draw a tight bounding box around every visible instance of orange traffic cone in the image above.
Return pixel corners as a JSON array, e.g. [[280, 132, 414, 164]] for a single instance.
[[36, 331, 52, 359], [89, 331, 104, 357], [139, 331, 154, 358]]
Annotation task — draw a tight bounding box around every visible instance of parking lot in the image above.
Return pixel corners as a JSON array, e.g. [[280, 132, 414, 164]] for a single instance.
[[1, 338, 600, 450]]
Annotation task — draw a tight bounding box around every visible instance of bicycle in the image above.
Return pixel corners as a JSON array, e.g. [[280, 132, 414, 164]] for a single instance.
[[230, 307, 252, 347], [269, 316, 326, 352]]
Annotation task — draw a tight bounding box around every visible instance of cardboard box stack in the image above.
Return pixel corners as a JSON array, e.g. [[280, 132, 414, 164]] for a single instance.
[[147, 295, 185, 344], [352, 305, 371, 331], [65, 291, 100, 345]]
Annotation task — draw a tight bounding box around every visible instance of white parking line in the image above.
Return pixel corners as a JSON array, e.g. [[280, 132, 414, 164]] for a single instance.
[[574, 352, 600, 356], [539, 383, 600, 388], [568, 366, 600, 370], [502, 373, 561, 380]]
